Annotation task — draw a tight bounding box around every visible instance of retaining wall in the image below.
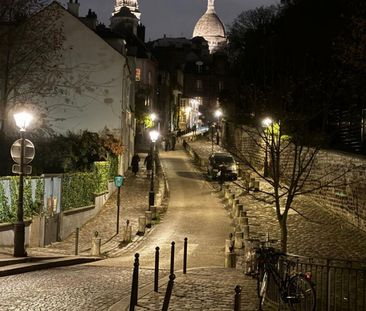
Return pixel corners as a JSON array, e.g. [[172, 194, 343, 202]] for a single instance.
[[0, 181, 115, 247], [222, 122, 366, 231]]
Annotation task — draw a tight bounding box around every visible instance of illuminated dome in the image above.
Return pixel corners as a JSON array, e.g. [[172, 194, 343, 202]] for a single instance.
[[193, 0, 226, 53]]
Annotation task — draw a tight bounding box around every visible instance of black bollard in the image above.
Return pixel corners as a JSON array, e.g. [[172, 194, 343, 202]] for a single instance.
[[234, 285, 242, 311], [183, 237, 188, 274], [129, 253, 140, 311], [74, 227, 79, 255], [162, 274, 176, 311], [170, 241, 175, 275], [154, 246, 160, 292]]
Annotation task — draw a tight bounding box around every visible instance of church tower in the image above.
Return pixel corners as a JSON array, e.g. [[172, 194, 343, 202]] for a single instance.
[[113, 0, 141, 21]]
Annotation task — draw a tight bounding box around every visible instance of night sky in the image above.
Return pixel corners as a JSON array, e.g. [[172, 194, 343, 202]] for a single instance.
[[60, 0, 280, 41]]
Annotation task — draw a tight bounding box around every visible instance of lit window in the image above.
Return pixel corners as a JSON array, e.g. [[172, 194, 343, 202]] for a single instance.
[[135, 68, 141, 81]]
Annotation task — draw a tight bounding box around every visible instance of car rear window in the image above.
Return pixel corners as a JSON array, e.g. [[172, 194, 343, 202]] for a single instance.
[[214, 156, 234, 165]]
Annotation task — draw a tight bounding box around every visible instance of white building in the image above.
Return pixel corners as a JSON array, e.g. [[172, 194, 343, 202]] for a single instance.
[[2, 1, 136, 173]]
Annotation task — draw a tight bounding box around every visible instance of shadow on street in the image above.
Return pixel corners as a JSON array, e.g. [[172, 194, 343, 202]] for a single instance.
[[175, 171, 203, 180]]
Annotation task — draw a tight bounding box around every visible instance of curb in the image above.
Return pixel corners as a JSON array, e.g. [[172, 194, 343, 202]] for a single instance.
[[0, 256, 101, 277]]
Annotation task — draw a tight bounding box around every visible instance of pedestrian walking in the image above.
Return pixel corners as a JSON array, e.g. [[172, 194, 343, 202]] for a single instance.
[[192, 124, 197, 137], [131, 153, 140, 176], [171, 134, 176, 150], [165, 136, 171, 151], [144, 153, 153, 178], [217, 164, 227, 191]]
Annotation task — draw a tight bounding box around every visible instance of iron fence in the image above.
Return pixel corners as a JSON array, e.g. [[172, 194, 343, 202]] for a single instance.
[[265, 253, 366, 311]]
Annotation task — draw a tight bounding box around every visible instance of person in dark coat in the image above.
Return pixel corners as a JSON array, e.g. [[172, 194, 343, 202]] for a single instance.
[[171, 134, 176, 150], [144, 153, 153, 178], [165, 136, 171, 151], [217, 164, 227, 191], [131, 153, 140, 176]]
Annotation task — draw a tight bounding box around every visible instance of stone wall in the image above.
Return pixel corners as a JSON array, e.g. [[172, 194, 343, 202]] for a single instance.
[[222, 122, 366, 231]]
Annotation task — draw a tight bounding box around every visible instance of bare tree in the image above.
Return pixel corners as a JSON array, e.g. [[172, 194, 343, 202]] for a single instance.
[[0, 1, 67, 133], [229, 120, 358, 253]]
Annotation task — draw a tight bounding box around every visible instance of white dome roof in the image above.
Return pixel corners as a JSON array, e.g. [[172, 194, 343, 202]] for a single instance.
[[193, 12, 225, 38], [192, 0, 226, 52]]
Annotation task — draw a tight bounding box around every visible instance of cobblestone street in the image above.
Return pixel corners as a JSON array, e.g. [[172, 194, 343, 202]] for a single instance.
[[135, 269, 258, 311], [1, 136, 366, 310], [0, 265, 154, 311], [188, 137, 366, 262]]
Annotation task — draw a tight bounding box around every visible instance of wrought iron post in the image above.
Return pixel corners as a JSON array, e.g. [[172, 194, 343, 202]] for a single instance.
[[183, 237, 188, 274], [130, 253, 140, 310], [149, 142, 155, 208], [116, 185, 121, 234], [13, 130, 26, 257], [162, 274, 176, 311], [170, 241, 175, 275], [74, 227, 79, 255], [234, 285, 241, 311], [154, 246, 160, 292]]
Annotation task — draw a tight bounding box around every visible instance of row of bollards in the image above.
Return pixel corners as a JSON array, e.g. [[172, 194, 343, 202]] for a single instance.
[[129, 238, 188, 310]]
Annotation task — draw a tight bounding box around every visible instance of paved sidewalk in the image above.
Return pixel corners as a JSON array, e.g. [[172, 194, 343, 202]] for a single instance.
[[132, 268, 258, 311], [17, 153, 165, 258]]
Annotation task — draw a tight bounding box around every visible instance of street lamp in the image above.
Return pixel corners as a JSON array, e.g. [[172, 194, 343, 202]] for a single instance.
[[149, 129, 159, 209], [150, 113, 160, 132], [13, 111, 33, 257], [150, 113, 157, 122], [262, 117, 272, 178], [214, 109, 223, 145]]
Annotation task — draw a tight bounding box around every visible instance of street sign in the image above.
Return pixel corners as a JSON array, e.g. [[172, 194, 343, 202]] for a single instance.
[[10, 139, 35, 165], [114, 175, 124, 187], [12, 164, 32, 175]]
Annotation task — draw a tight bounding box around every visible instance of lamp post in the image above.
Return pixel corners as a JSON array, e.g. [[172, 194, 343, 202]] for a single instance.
[[149, 130, 159, 209], [13, 111, 33, 257], [214, 109, 223, 145], [211, 123, 215, 153], [262, 117, 272, 178], [114, 175, 124, 235]]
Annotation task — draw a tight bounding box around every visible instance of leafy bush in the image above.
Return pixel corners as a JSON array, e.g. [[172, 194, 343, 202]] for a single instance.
[[61, 172, 96, 210], [94, 161, 110, 194], [0, 176, 44, 223], [0, 179, 12, 222]]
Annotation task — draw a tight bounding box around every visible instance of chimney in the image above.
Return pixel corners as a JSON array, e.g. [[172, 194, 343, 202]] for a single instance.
[[84, 9, 98, 30], [67, 0, 80, 17]]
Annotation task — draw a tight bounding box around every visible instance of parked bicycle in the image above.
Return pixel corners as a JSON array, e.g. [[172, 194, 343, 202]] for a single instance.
[[255, 247, 316, 311]]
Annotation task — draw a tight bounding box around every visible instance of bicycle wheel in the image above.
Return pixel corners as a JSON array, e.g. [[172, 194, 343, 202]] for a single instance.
[[258, 271, 268, 309], [256, 266, 264, 297], [287, 275, 316, 311]]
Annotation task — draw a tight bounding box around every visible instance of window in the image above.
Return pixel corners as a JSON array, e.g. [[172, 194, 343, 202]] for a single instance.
[[135, 68, 141, 81], [148, 71, 152, 85], [196, 79, 202, 90], [196, 61, 203, 73]]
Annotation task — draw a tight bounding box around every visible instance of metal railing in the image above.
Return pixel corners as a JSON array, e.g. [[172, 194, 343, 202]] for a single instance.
[[265, 253, 366, 311]]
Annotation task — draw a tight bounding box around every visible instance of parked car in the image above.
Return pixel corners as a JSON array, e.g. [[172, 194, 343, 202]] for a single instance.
[[207, 152, 238, 180]]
